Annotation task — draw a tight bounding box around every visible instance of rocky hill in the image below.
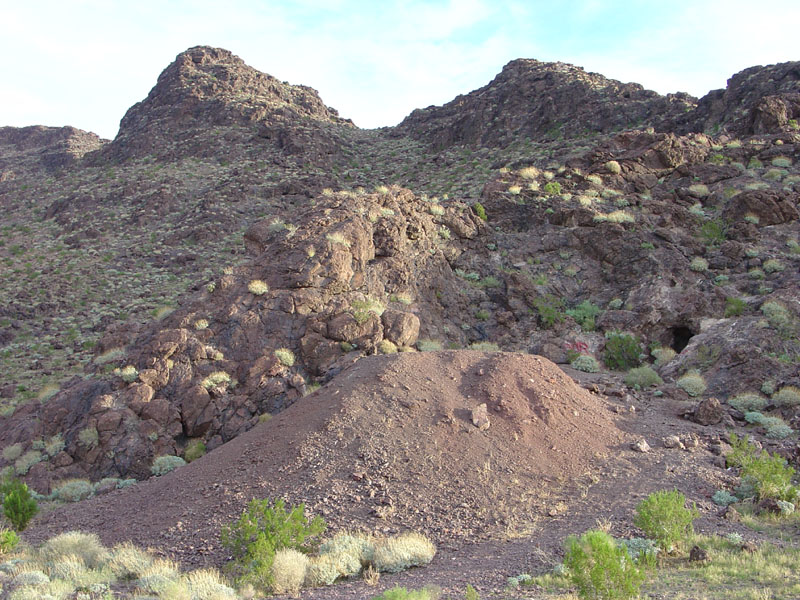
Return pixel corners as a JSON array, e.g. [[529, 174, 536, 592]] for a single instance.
[[0, 46, 799, 597]]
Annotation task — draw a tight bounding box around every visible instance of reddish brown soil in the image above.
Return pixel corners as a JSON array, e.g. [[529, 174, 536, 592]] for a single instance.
[[26, 351, 736, 598]]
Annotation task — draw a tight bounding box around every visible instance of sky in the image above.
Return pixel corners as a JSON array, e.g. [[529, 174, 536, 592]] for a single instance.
[[1, 0, 798, 140]]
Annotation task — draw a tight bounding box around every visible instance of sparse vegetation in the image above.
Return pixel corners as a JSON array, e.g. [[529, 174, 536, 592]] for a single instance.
[[571, 355, 600, 373], [248, 279, 269, 295], [624, 366, 662, 389], [566, 300, 601, 332], [563, 529, 645, 599], [676, 371, 706, 397], [150, 455, 186, 476], [274, 347, 296, 367]]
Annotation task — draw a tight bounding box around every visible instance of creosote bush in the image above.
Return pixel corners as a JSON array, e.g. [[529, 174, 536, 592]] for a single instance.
[[221, 497, 325, 592], [726, 434, 797, 502], [603, 331, 641, 371], [634, 489, 698, 553], [563, 529, 644, 600]]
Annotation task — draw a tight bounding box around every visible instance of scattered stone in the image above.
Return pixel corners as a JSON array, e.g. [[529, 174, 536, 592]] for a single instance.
[[662, 435, 684, 449], [471, 403, 491, 431], [631, 438, 651, 453], [691, 397, 724, 426], [741, 540, 758, 553], [720, 505, 741, 522]]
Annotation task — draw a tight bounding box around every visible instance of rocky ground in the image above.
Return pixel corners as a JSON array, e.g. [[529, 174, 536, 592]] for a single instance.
[[0, 45, 799, 598]]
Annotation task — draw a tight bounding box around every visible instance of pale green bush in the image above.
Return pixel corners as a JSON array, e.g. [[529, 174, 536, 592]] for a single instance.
[[150, 456, 186, 477], [677, 372, 706, 397], [53, 479, 94, 503], [372, 532, 436, 574], [39, 531, 110, 569], [248, 280, 269, 295], [14, 450, 43, 475], [571, 355, 600, 373], [624, 367, 663, 389], [271, 548, 309, 594], [274, 348, 295, 367], [773, 386, 800, 407], [728, 393, 767, 412]]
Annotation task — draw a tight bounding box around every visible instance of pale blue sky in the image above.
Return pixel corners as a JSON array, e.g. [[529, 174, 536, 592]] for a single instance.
[[2, 0, 798, 139]]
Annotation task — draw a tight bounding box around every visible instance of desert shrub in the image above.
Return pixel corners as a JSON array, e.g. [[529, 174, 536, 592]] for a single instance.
[[2, 443, 23, 462], [712, 490, 738, 506], [677, 372, 706, 397], [727, 434, 797, 502], [728, 393, 768, 412], [14, 450, 43, 475], [248, 280, 269, 295], [150, 455, 186, 476], [472, 202, 487, 221], [745, 412, 794, 439], [109, 542, 154, 580], [700, 219, 727, 246], [352, 298, 385, 323], [689, 257, 708, 272], [725, 297, 747, 317], [371, 532, 436, 574], [617, 537, 659, 565], [605, 160, 622, 174], [220, 498, 325, 591], [571, 355, 600, 373], [603, 331, 641, 371], [44, 434, 65, 458], [763, 259, 785, 273], [567, 300, 602, 331], [305, 531, 375, 585], [773, 386, 800, 407], [468, 342, 500, 352], [78, 427, 99, 448], [184, 440, 206, 463], [543, 182, 562, 195], [371, 587, 438, 600], [305, 553, 346, 586], [634, 490, 698, 552], [1, 526, 19, 555], [532, 295, 565, 329], [201, 371, 231, 390], [53, 479, 94, 502], [2, 478, 38, 531], [378, 339, 398, 354], [688, 184, 710, 197], [271, 548, 309, 594], [39, 531, 110, 568], [416, 339, 442, 352], [136, 557, 182, 593], [651, 346, 676, 367], [760, 301, 793, 335], [563, 530, 644, 600], [624, 366, 663, 389], [274, 348, 295, 367], [119, 365, 139, 383]]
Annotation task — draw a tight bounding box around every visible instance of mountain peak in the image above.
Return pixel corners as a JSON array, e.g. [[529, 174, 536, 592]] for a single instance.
[[106, 46, 351, 161]]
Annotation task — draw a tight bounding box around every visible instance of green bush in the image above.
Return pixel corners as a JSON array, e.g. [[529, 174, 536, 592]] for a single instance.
[[532, 295, 565, 329], [543, 182, 562, 195], [712, 490, 738, 507], [603, 332, 641, 371], [1, 478, 38, 531], [221, 498, 325, 591], [700, 219, 727, 246], [726, 434, 797, 502], [151, 455, 186, 476], [567, 301, 602, 332], [624, 366, 663, 389], [634, 490, 698, 552], [472, 202, 487, 221], [0, 526, 19, 554], [371, 587, 438, 600], [563, 530, 644, 599], [184, 440, 206, 463]]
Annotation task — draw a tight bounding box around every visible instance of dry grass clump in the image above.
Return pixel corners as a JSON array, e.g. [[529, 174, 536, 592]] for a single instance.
[[326, 232, 351, 248], [202, 371, 231, 390], [378, 339, 398, 354], [773, 386, 800, 407], [652, 347, 676, 367], [247, 279, 269, 295], [371, 532, 436, 574], [108, 542, 154, 580], [38, 532, 110, 570], [519, 166, 540, 179], [605, 160, 622, 174], [271, 548, 309, 594]]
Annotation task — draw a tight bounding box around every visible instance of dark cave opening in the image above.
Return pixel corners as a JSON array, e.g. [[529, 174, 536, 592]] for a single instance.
[[670, 326, 694, 353]]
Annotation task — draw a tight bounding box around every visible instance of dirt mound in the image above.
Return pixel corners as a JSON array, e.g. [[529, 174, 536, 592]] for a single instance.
[[27, 350, 624, 567]]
